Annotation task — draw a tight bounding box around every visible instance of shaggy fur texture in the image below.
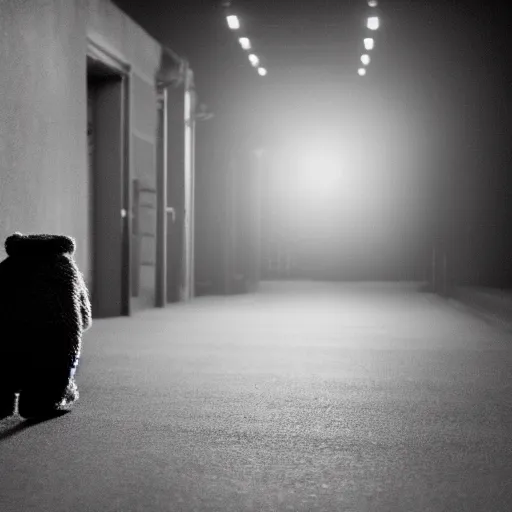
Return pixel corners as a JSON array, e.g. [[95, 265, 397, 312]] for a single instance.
[[0, 232, 92, 420]]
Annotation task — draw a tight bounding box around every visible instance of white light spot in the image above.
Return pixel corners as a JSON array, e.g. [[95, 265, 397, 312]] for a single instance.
[[364, 37, 374, 50], [227, 15, 240, 30], [239, 37, 251, 50], [249, 53, 260, 66], [367, 16, 379, 30]]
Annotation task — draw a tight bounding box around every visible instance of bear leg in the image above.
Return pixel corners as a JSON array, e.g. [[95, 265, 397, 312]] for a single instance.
[[18, 366, 79, 420], [0, 361, 20, 420]]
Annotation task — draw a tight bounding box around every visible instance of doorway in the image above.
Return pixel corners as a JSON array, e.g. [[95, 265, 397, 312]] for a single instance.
[[86, 52, 131, 318]]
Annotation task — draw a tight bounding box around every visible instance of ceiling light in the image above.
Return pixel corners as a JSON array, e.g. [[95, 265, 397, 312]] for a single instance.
[[367, 16, 379, 30], [227, 15, 240, 30], [248, 54, 260, 67], [239, 37, 251, 50], [364, 38, 374, 50]]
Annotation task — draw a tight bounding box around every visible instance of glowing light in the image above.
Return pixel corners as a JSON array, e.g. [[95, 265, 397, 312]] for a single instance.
[[258, 67, 267, 76], [248, 53, 260, 66], [368, 0, 378, 7], [227, 15, 240, 29], [367, 16, 379, 30], [239, 37, 251, 50], [358, 68, 366, 76], [361, 54, 370, 65], [364, 37, 374, 50], [295, 146, 344, 201]]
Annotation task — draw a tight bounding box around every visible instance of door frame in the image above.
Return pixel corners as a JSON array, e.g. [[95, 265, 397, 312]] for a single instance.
[[86, 38, 132, 317]]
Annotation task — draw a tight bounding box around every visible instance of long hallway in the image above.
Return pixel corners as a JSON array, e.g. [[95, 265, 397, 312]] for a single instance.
[[1, 282, 511, 511]]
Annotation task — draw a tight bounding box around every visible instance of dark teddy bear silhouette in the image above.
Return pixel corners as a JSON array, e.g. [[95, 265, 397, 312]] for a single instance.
[[0, 233, 92, 420]]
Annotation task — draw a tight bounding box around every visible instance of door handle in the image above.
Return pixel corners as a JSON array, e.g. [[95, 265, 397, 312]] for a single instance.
[[166, 207, 176, 222]]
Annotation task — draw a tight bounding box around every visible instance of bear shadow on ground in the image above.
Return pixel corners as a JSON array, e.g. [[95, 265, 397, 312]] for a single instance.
[[0, 411, 70, 442]]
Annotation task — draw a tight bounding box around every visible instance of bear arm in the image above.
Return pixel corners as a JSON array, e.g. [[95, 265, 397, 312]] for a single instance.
[[81, 290, 92, 331], [75, 269, 92, 331]]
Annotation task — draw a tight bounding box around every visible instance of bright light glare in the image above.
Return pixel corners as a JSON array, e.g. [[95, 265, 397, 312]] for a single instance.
[[295, 148, 343, 201], [364, 37, 374, 50], [227, 15, 240, 29], [368, 0, 378, 7], [361, 54, 370, 65], [239, 37, 251, 50], [248, 54, 260, 66], [367, 16, 379, 30], [358, 68, 366, 76], [258, 67, 267, 76]]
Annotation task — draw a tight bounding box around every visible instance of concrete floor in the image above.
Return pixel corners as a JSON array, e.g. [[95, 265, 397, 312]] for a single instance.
[[1, 281, 511, 512]]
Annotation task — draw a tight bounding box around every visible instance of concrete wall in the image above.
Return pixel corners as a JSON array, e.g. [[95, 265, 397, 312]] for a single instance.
[[0, 0, 162, 308], [0, 0, 88, 270]]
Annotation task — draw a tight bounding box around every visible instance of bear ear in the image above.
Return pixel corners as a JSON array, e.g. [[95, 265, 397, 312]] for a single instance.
[[60, 236, 76, 255], [4, 232, 25, 255]]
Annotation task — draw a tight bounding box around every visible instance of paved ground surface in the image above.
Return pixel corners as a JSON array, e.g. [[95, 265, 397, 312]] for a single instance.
[[449, 285, 512, 331], [1, 281, 512, 512]]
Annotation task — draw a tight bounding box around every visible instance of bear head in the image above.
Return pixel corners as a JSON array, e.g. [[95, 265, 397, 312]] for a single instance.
[[5, 232, 76, 258]]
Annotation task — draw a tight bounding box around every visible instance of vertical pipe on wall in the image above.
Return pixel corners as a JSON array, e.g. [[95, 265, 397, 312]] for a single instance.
[[190, 97, 197, 299], [155, 87, 168, 307], [182, 65, 193, 300], [431, 246, 436, 292], [250, 149, 264, 290]]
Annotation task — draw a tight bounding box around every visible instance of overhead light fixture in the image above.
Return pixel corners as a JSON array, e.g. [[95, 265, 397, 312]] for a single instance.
[[364, 37, 374, 50], [358, 68, 366, 76], [367, 16, 379, 30], [227, 15, 240, 30], [360, 54, 371, 65], [368, 0, 378, 7], [248, 53, 260, 67], [258, 67, 267, 76], [239, 37, 251, 50]]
